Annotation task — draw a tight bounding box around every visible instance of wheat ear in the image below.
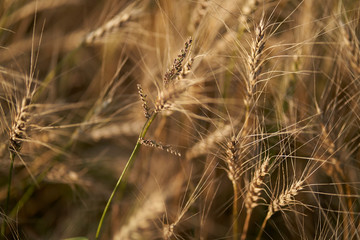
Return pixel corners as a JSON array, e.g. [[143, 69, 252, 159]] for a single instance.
[[84, 4, 138, 45], [243, 18, 265, 134], [155, 37, 193, 113], [224, 136, 241, 240], [257, 179, 305, 240], [241, 156, 270, 240], [163, 37, 192, 87], [341, 22, 360, 75], [137, 84, 152, 119]]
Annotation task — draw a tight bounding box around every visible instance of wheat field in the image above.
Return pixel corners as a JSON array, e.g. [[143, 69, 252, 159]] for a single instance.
[[1, 0, 360, 239]]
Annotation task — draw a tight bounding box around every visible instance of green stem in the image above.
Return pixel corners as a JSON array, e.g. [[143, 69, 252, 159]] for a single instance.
[[95, 113, 158, 239], [1, 152, 16, 237]]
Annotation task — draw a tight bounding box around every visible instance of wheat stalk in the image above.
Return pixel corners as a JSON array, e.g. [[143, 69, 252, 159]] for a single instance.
[[96, 37, 194, 239]]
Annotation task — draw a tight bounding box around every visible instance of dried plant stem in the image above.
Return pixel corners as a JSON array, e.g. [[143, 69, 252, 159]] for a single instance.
[[232, 181, 239, 240], [241, 210, 251, 240], [96, 112, 158, 239], [256, 213, 271, 240]]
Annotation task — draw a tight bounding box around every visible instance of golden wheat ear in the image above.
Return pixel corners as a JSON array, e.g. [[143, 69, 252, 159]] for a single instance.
[[255, 179, 306, 240], [155, 37, 194, 113]]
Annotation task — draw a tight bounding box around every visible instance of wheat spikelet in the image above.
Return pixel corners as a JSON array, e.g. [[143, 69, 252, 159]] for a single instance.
[[225, 137, 241, 183], [9, 96, 32, 152], [137, 84, 152, 119], [341, 22, 360, 75], [177, 57, 194, 81], [244, 18, 265, 109], [255, 179, 305, 240], [155, 38, 194, 113], [268, 179, 305, 217], [163, 37, 193, 87], [241, 156, 271, 240], [84, 10, 132, 45], [139, 138, 181, 157], [244, 157, 270, 210]]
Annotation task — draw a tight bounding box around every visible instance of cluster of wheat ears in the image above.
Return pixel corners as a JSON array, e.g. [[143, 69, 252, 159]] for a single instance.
[[1, 0, 360, 239]]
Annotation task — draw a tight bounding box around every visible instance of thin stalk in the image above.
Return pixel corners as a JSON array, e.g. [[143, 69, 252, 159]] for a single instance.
[[256, 213, 270, 240], [232, 181, 239, 240], [241, 209, 252, 240], [95, 112, 158, 239], [1, 152, 16, 237]]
